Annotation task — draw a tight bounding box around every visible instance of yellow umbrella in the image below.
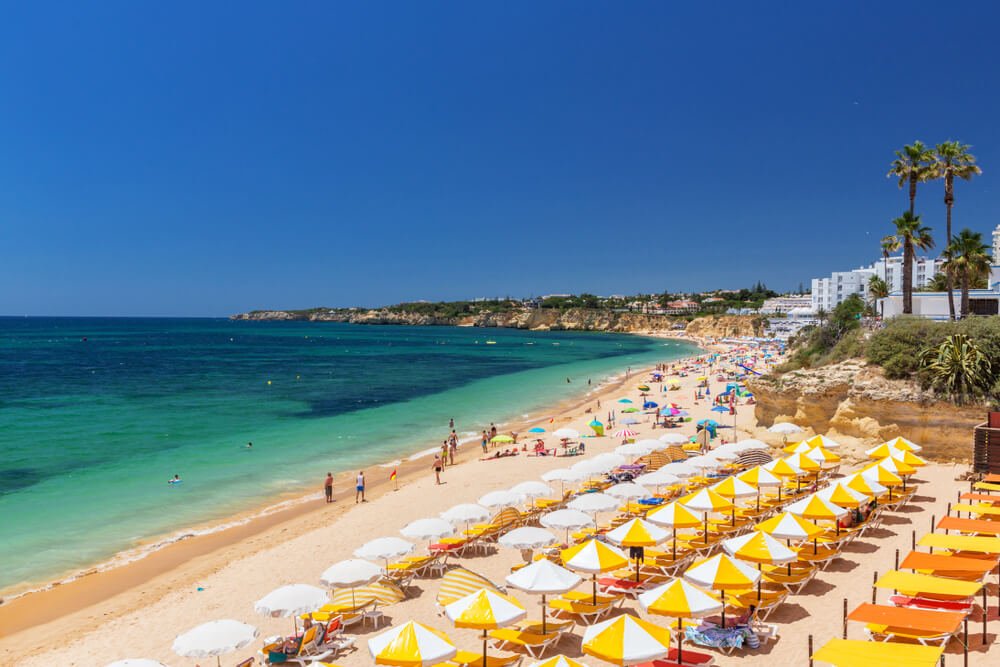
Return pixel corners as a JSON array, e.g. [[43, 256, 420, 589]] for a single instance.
[[805, 446, 841, 467], [785, 494, 847, 522], [868, 457, 915, 476], [783, 453, 820, 473], [581, 614, 671, 665], [843, 473, 888, 498], [755, 511, 825, 541], [762, 458, 803, 499], [864, 443, 897, 460], [883, 436, 922, 452], [737, 466, 782, 511], [646, 502, 703, 560], [679, 488, 735, 534], [368, 621, 457, 667], [561, 539, 629, 604], [445, 589, 526, 667], [709, 476, 758, 500], [638, 579, 721, 665], [890, 450, 927, 467], [530, 656, 590, 667], [782, 441, 813, 454], [605, 518, 669, 582], [683, 553, 760, 628], [817, 482, 869, 508], [722, 531, 796, 604]]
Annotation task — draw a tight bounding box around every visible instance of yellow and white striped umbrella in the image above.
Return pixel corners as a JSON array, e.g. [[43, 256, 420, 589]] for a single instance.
[[722, 531, 797, 564], [678, 488, 734, 513], [882, 436, 922, 453], [864, 442, 898, 459], [737, 466, 782, 488], [646, 502, 703, 529], [860, 464, 904, 487], [437, 567, 506, 607], [638, 578, 722, 618], [755, 511, 824, 541], [444, 589, 526, 630], [368, 621, 457, 667], [782, 453, 821, 473], [804, 434, 842, 449], [890, 450, 927, 467], [816, 482, 869, 508], [328, 581, 406, 611], [684, 553, 760, 590], [581, 614, 671, 666], [709, 476, 758, 499], [866, 457, 915, 477], [530, 656, 590, 667], [804, 446, 841, 466], [785, 494, 848, 521], [782, 441, 814, 454], [843, 473, 888, 497], [560, 539, 629, 574], [762, 457, 803, 478], [605, 518, 669, 548]]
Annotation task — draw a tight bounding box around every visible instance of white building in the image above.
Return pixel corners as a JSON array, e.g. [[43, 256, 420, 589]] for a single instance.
[[810, 256, 944, 312], [760, 295, 812, 314]]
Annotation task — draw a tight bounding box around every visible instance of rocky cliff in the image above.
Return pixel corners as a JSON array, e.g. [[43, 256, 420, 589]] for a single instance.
[[684, 315, 767, 339], [748, 359, 982, 462]]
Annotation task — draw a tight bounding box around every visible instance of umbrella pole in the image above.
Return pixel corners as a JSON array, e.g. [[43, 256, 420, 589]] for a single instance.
[[672, 529, 677, 561], [482, 629, 488, 667], [677, 617, 683, 664], [592, 574, 597, 605], [721, 591, 726, 629], [542, 594, 547, 634]]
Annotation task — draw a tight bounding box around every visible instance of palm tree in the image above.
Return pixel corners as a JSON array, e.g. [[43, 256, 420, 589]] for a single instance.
[[919, 334, 990, 404], [931, 141, 982, 320], [887, 141, 935, 215], [867, 275, 888, 317], [886, 211, 934, 315], [926, 273, 950, 292], [942, 229, 992, 318]]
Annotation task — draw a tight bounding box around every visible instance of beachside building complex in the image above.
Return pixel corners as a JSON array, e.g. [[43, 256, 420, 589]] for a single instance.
[[810, 256, 945, 312]]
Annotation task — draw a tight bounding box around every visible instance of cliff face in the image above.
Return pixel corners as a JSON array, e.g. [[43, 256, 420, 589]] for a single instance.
[[684, 315, 766, 339], [749, 359, 982, 462]]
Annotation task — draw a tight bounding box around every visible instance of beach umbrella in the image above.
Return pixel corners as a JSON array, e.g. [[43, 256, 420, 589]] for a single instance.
[[733, 439, 769, 451], [843, 473, 888, 497], [568, 493, 619, 515], [638, 385, 651, 391], [660, 462, 697, 479], [755, 511, 825, 541], [866, 457, 916, 476], [882, 436, 922, 452], [445, 589, 526, 667], [785, 494, 848, 521], [737, 465, 781, 488], [368, 621, 457, 667], [606, 518, 669, 581], [106, 661, 168, 667], [636, 438, 667, 451], [683, 553, 760, 627], [441, 504, 492, 533], [561, 539, 629, 603], [320, 559, 383, 609], [355, 537, 416, 569], [615, 427, 639, 437], [890, 450, 927, 467], [638, 579, 722, 665], [709, 476, 757, 500], [864, 442, 899, 459], [679, 487, 735, 533], [695, 419, 718, 428], [762, 457, 802, 479], [647, 500, 704, 560], [572, 458, 617, 478], [643, 401, 658, 409], [617, 398, 633, 404], [540, 508, 595, 544], [804, 446, 840, 467], [528, 427, 547, 434], [172, 620, 258, 667], [859, 464, 903, 489], [553, 428, 580, 440], [510, 481, 554, 498], [531, 656, 589, 667], [706, 448, 738, 462], [658, 433, 688, 445], [683, 455, 721, 471], [491, 435, 515, 444], [254, 584, 329, 632], [478, 490, 524, 509], [783, 453, 821, 474], [498, 526, 558, 551], [782, 441, 814, 454], [804, 434, 842, 450], [401, 518, 456, 542], [506, 559, 581, 633], [541, 468, 584, 483], [723, 531, 796, 564], [816, 482, 869, 508], [767, 422, 803, 435], [581, 614, 671, 666], [634, 470, 680, 492], [710, 405, 729, 414], [605, 482, 651, 501], [615, 442, 654, 458]]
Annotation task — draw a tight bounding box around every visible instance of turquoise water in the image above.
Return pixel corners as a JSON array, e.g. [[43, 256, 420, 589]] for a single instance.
[[0, 318, 699, 591]]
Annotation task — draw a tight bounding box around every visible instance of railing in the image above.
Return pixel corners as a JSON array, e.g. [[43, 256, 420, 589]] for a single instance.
[[972, 422, 1000, 474]]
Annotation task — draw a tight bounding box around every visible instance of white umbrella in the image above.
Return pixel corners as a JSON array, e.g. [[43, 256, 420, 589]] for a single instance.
[[636, 438, 667, 451], [567, 493, 619, 514], [254, 584, 328, 619], [810, 434, 842, 449], [615, 442, 654, 458], [402, 518, 456, 542], [553, 428, 580, 439], [106, 661, 168, 667], [320, 559, 382, 588], [509, 481, 554, 501], [768, 422, 803, 434], [706, 448, 738, 461], [173, 620, 258, 666], [634, 470, 680, 491], [540, 509, 595, 543], [571, 458, 614, 477], [506, 559, 581, 634], [593, 452, 627, 467], [541, 468, 584, 483], [441, 503, 491, 526], [498, 527, 558, 550], [659, 433, 689, 444], [733, 439, 770, 451], [354, 537, 415, 568], [479, 490, 524, 509], [685, 455, 721, 470], [661, 462, 697, 478], [604, 482, 651, 501]]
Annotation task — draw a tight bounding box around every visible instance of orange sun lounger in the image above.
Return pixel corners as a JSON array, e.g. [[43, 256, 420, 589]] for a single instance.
[[847, 603, 964, 645], [899, 551, 997, 580], [936, 515, 1000, 535], [958, 492, 1000, 504]]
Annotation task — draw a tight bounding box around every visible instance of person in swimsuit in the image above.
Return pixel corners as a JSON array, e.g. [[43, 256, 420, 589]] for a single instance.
[[355, 471, 365, 503], [324, 472, 334, 503], [432, 455, 443, 484], [168, 474, 181, 484]]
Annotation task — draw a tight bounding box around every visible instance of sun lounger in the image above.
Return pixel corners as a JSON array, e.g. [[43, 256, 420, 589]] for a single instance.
[[761, 565, 817, 594], [917, 532, 1000, 555], [876, 570, 982, 602], [441, 649, 523, 667], [260, 625, 334, 665], [937, 515, 1000, 535], [811, 638, 944, 667], [973, 481, 1000, 492], [888, 595, 976, 614], [848, 602, 964, 647], [634, 649, 716, 667], [489, 629, 561, 658], [959, 492, 1000, 504], [548, 597, 619, 624], [899, 550, 997, 581]]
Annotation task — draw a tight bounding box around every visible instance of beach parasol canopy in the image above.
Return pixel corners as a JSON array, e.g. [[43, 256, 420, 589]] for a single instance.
[[541, 468, 585, 484], [106, 661, 168, 667], [767, 422, 803, 435], [509, 481, 554, 499], [859, 464, 903, 487], [445, 589, 526, 630], [491, 435, 515, 443], [530, 656, 589, 667], [615, 442, 654, 458], [783, 441, 814, 454], [568, 493, 620, 514], [709, 476, 758, 499], [172, 620, 258, 664], [634, 470, 680, 490], [561, 539, 629, 574], [890, 450, 927, 467], [678, 488, 734, 513], [805, 446, 841, 466], [320, 559, 383, 588], [882, 436, 922, 452], [254, 584, 328, 618], [754, 512, 824, 541], [604, 482, 651, 500], [368, 621, 457, 667], [617, 398, 633, 404], [706, 448, 738, 462], [553, 428, 580, 439], [865, 457, 915, 477], [804, 434, 842, 450], [441, 504, 491, 525], [646, 502, 703, 529], [737, 466, 782, 488], [605, 518, 669, 548], [506, 559, 581, 634], [615, 427, 639, 436], [843, 472, 888, 497], [762, 457, 803, 478], [660, 462, 697, 478], [684, 553, 761, 591], [722, 531, 797, 564], [540, 509, 595, 532], [785, 494, 848, 521], [783, 453, 821, 473], [638, 578, 722, 618], [478, 490, 525, 509], [636, 439, 666, 451], [355, 537, 416, 564], [683, 455, 722, 471], [816, 482, 870, 508], [528, 427, 547, 434], [498, 527, 557, 551], [401, 518, 456, 542], [582, 614, 671, 666], [732, 439, 769, 451], [864, 442, 900, 459], [658, 433, 688, 444]]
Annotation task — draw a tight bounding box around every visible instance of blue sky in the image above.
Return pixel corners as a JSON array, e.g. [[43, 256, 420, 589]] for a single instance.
[[2, 2, 999, 316]]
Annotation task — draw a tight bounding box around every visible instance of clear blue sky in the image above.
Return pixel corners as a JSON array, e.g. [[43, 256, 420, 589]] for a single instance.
[[3, 2, 999, 316]]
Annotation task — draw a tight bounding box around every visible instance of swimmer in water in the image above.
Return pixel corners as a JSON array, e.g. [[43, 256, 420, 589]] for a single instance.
[[246, 441, 253, 450], [168, 474, 181, 484]]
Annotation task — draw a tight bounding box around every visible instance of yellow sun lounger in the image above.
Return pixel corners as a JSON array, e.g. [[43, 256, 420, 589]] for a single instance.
[[488, 629, 561, 658], [917, 532, 1000, 554], [437, 650, 523, 667], [973, 481, 1000, 492], [952, 502, 1000, 517], [874, 570, 982, 599], [812, 638, 944, 666]]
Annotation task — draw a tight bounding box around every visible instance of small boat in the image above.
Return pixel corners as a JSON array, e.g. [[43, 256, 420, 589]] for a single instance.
[[485, 340, 497, 345]]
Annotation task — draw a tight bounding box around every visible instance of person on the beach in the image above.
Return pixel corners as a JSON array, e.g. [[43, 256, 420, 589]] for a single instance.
[[481, 430, 488, 454], [449, 417, 454, 429], [490, 423, 497, 440], [441, 440, 449, 465], [355, 471, 365, 503], [448, 433, 457, 465], [432, 455, 443, 484], [324, 472, 334, 503]]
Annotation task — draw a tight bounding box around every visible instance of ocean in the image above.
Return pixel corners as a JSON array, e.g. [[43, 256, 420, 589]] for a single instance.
[[0, 317, 700, 593]]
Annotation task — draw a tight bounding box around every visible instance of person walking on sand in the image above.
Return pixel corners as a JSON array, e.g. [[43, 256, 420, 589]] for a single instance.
[[441, 440, 449, 465], [355, 471, 366, 503], [324, 472, 334, 503], [448, 432, 457, 465], [432, 454, 443, 484]]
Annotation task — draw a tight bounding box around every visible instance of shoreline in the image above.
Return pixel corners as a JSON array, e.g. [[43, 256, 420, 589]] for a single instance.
[[0, 335, 704, 643]]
